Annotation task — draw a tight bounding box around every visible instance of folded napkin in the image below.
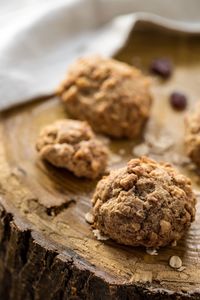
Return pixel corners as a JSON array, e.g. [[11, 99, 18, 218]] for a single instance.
[[1, 0, 200, 111]]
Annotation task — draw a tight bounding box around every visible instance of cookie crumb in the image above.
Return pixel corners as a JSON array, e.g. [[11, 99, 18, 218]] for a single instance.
[[177, 266, 186, 272], [133, 143, 149, 157], [109, 153, 122, 164], [194, 190, 200, 198], [92, 229, 109, 241]]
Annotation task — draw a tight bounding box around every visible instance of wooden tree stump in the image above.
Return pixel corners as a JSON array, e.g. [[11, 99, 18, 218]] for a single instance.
[[0, 29, 200, 299]]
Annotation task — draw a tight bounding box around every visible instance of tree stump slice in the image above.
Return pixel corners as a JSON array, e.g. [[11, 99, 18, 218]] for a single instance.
[[0, 28, 200, 300]]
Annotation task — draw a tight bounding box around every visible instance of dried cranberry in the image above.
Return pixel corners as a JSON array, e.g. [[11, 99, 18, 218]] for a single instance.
[[150, 58, 172, 79], [170, 92, 187, 111]]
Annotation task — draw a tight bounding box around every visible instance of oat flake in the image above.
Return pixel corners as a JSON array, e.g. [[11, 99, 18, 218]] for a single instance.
[[169, 256, 182, 269], [146, 248, 158, 256], [85, 212, 94, 224]]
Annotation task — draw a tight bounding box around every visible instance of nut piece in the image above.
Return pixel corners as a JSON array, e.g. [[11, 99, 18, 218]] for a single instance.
[[36, 119, 108, 179], [92, 156, 196, 248], [57, 56, 152, 138], [85, 212, 94, 224], [169, 256, 182, 269], [185, 106, 200, 167]]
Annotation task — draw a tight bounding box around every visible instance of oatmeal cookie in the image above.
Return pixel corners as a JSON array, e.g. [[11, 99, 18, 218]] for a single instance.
[[57, 56, 152, 138], [92, 156, 196, 248], [185, 107, 200, 166], [36, 119, 108, 179]]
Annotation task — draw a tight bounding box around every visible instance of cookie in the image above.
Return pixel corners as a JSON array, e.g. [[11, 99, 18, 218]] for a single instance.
[[92, 156, 196, 248], [36, 119, 108, 179], [57, 56, 152, 138], [185, 107, 200, 166]]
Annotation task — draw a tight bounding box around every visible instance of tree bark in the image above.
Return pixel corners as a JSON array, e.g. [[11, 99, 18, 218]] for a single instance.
[[0, 200, 199, 300]]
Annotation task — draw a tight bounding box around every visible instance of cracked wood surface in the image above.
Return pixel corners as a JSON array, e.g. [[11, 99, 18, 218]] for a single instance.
[[0, 28, 200, 299]]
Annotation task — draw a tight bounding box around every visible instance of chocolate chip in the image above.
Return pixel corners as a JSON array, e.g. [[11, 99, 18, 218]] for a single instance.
[[150, 58, 172, 79], [170, 92, 187, 111]]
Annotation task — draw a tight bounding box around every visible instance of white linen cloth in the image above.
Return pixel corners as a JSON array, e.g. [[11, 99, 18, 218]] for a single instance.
[[1, 0, 200, 110]]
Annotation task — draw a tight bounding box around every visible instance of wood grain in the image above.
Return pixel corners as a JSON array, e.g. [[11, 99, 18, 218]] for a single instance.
[[0, 27, 200, 299]]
